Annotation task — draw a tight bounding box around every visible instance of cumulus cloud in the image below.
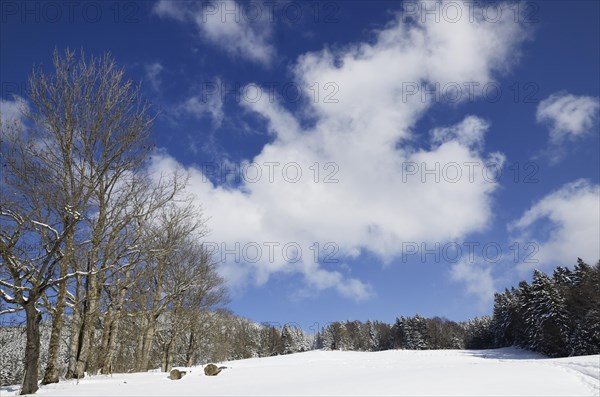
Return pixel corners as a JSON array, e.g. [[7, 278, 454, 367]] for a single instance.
[[144, 62, 164, 91], [450, 258, 495, 309], [509, 179, 600, 271], [537, 92, 600, 143], [153, 0, 275, 66], [431, 115, 489, 151], [149, 1, 528, 300], [177, 79, 224, 127], [0, 96, 27, 125]]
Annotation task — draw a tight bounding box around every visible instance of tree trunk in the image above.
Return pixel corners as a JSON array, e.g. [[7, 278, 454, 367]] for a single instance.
[[138, 318, 157, 372], [42, 216, 76, 384], [165, 341, 174, 373], [161, 326, 176, 373], [136, 264, 164, 372], [75, 270, 99, 378], [102, 314, 120, 374], [41, 269, 69, 384], [65, 274, 82, 379], [185, 332, 196, 367], [163, 311, 180, 372], [21, 301, 42, 395], [134, 317, 147, 371], [40, 278, 67, 384], [74, 189, 108, 379], [102, 272, 131, 374], [96, 304, 115, 372], [161, 342, 170, 373]]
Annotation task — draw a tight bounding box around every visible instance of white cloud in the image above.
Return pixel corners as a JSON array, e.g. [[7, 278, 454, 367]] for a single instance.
[[0, 96, 27, 125], [431, 115, 489, 151], [149, 1, 528, 300], [450, 258, 495, 309], [509, 179, 600, 271], [153, 0, 275, 66], [145, 62, 164, 91], [152, 0, 187, 21], [537, 92, 600, 143], [178, 83, 224, 127]]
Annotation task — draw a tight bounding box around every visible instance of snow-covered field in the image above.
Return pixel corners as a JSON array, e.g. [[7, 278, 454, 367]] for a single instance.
[[2, 348, 598, 396]]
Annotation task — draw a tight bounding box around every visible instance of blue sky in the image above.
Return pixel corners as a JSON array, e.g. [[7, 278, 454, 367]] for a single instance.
[[1, 0, 599, 329]]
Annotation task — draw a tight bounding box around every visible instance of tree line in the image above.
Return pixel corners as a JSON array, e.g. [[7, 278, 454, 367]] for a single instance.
[[491, 259, 599, 357], [314, 315, 492, 352], [1, 311, 314, 387], [4, 256, 596, 389], [313, 259, 599, 358]]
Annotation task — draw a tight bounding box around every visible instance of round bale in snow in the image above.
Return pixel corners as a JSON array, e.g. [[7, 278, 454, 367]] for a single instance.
[[204, 364, 221, 376], [170, 369, 186, 380]]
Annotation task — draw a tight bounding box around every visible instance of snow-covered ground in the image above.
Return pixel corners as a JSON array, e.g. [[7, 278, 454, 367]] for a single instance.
[[2, 348, 598, 396]]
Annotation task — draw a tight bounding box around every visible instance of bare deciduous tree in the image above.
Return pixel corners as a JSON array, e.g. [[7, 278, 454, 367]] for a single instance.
[[0, 48, 155, 393], [132, 201, 210, 372], [1, 49, 230, 394], [1, 99, 86, 395], [157, 242, 228, 372]]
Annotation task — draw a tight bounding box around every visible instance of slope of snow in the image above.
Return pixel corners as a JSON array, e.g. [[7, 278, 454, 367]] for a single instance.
[[2, 348, 598, 396]]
